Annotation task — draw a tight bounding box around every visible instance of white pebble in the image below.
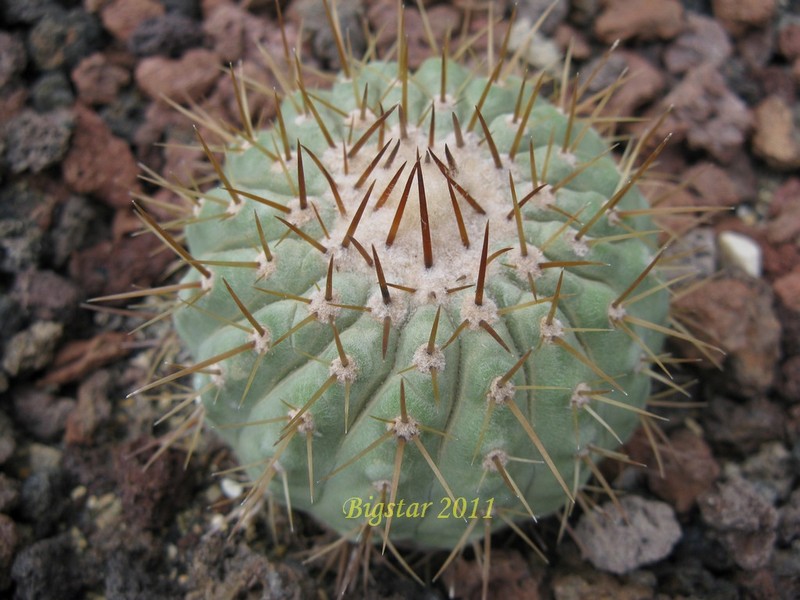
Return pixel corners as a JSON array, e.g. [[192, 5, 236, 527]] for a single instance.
[[718, 231, 762, 278]]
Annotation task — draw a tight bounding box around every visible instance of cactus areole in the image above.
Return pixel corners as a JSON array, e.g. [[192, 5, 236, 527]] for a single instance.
[[164, 55, 670, 551]]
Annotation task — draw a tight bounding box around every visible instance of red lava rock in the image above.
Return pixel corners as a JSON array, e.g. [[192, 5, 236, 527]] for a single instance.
[[587, 51, 665, 119], [706, 395, 785, 453], [752, 95, 800, 171], [779, 354, 800, 401], [0, 513, 18, 590], [684, 161, 742, 209], [712, 0, 777, 37], [100, 0, 165, 44], [553, 24, 592, 60], [767, 177, 800, 246], [778, 489, 800, 544], [71, 53, 131, 105], [594, 0, 684, 43], [664, 13, 733, 75], [114, 438, 191, 530], [68, 226, 175, 299], [698, 476, 778, 570], [12, 388, 74, 442], [11, 269, 80, 322], [203, 3, 246, 63], [774, 269, 800, 314], [135, 48, 221, 103], [65, 370, 112, 445], [779, 20, 800, 61], [441, 550, 541, 600], [551, 570, 655, 600], [647, 429, 721, 513], [62, 104, 141, 209], [672, 277, 780, 395], [41, 332, 131, 387], [656, 64, 752, 164], [0, 32, 26, 89]]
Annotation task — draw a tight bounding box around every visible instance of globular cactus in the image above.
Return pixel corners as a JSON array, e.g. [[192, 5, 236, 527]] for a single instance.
[[121, 5, 686, 584]]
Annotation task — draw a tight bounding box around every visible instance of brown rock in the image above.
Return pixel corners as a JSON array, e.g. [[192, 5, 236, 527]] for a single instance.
[[41, 332, 131, 387], [552, 570, 655, 600], [774, 269, 800, 313], [0, 514, 17, 589], [658, 64, 752, 163], [554, 24, 592, 60], [699, 476, 778, 570], [752, 96, 800, 171], [583, 51, 665, 119], [779, 355, 800, 401], [442, 550, 542, 600], [2, 322, 63, 377], [706, 395, 785, 453], [62, 104, 140, 209], [712, 0, 777, 37], [779, 19, 800, 61], [767, 177, 800, 245], [648, 429, 720, 513], [595, 0, 684, 43], [203, 4, 245, 63], [672, 277, 780, 394], [65, 370, 112, 445], [12, 388, 74, 441], [11, 270, 80, 323], [135, 48, 221, 103], [100, 0, 164, 44], [685, 161, 742, 208], [71, 53, 130, 105], [68, 225, 174, 299], [664, 12, 733, 74]]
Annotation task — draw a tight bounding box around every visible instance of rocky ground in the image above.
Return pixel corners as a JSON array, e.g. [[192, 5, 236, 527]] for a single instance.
[[0, 0, 799, 598]]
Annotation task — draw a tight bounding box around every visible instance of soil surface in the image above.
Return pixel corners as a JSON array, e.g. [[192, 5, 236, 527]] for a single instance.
[[1, 1, 800, 598]]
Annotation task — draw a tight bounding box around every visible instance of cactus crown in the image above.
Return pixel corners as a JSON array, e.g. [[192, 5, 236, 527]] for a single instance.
[[104, 3, 712, 595]]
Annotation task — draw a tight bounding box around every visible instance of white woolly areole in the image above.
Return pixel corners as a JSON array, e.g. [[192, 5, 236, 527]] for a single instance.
[[559, 149, 578, 168], [607, 207, 621, 227], [255, 251, 276, 280], [321, 124, 522, 296], [540, 316, 564, 343], [607, 303, 627, 324], [200, 272, 215, 292], [564, 229, 590, 257], [411, 343, 445, 374], [285, 200, 315, 227], [460, 295, 499, 329], [249, 327, 272, 354], [487, 377, 516, 405], [570, 382, 591, 408], [366, 290, 408, 324], [211, 371, 225, 388], [287, 409, 315, 435], [482, 449, 509, 472], [307, 289, 341, 323], [531, 184, 556, 208], [511, 246, 545, 279], [389, 416, 420, 441], [225, 198, 244, 217], [372, 479, 391, 494], [329, 355, 357, 383]]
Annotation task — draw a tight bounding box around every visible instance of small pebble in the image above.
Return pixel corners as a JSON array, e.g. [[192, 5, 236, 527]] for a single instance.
[[718, 230, 762, 277]]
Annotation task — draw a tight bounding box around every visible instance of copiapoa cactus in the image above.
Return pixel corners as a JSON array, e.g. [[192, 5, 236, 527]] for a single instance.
[[99, 1, 716, 595]]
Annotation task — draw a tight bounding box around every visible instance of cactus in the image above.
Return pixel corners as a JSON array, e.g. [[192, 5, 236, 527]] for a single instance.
[[106, 3, 712, 592]]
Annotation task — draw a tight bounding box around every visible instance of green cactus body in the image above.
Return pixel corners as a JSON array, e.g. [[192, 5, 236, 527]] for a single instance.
[[170, 56, 669, 549]]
